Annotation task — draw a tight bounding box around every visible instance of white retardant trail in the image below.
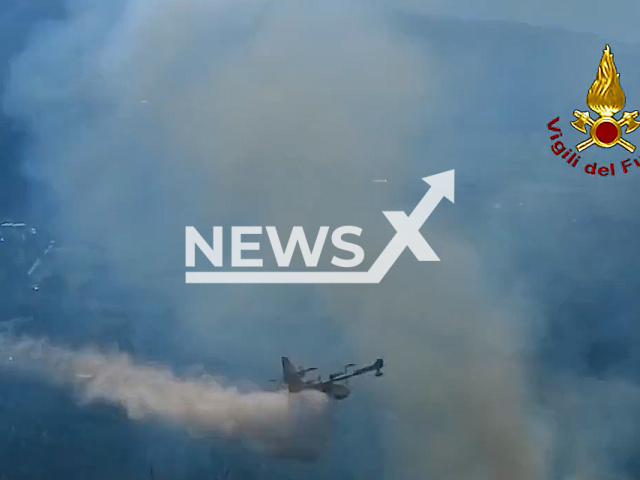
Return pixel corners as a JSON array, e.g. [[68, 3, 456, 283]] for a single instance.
[[0, 335, 329, 460]]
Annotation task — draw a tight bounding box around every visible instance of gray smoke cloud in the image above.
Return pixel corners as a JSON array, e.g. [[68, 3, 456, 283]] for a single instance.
[[320, 237, 550, 480], [0, 334, 329, 461], [4, 0, 640, 479]]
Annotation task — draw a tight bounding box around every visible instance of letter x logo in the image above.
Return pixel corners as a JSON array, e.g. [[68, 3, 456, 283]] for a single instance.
[[382, 211, 438, 261]]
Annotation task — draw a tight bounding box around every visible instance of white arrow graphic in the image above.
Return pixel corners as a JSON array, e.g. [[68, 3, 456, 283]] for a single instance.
[[186, 170, 455, 284]]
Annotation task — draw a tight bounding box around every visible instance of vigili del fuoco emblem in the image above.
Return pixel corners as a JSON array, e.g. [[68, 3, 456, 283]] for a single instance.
[[571, 45, 640, 152], [546, 45, 640, 177]]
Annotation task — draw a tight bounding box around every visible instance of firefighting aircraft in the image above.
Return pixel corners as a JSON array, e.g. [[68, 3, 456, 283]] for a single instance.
[[273, 357, 384, 400]]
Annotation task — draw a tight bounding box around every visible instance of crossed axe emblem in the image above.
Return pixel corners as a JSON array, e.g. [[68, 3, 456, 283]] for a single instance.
[[571, 110, 640, 152]]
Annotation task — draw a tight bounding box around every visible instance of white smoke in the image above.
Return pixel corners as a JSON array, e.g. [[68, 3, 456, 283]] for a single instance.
[[0, 334, 329, 461], [4, 0, 638, 479]]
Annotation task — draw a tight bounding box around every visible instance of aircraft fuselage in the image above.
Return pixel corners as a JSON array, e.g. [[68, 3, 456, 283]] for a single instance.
[[287, 381, 351, 400], [316, 382, 350, 400]]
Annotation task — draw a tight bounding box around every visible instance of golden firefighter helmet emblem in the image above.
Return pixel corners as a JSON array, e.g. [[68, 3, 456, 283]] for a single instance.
[[571, 45, 640, 152]]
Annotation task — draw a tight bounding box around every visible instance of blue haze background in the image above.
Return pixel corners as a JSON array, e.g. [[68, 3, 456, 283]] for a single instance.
[[1, 1, 639, 479]]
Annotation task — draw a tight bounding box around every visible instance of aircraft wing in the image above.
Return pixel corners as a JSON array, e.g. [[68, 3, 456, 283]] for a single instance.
[[352, 358, 384, 376], [329, 359, 384, 382]]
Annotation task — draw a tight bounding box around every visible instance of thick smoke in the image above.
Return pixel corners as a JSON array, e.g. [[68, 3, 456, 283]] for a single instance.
[[4, 0, 640, 479], [0, 334, 329, 461], [321, 237, 551, 480]]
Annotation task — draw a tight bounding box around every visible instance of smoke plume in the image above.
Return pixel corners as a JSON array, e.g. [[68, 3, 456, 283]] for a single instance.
[[0, 334, 329, 461], [4, 0, 640, 479]]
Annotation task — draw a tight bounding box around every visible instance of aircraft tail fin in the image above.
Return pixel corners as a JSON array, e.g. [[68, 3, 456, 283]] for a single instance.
[[282, 357, 303, 389]]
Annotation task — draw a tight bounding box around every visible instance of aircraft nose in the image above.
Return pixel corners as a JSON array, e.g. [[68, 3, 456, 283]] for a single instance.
[[333, 384, 351, 400]]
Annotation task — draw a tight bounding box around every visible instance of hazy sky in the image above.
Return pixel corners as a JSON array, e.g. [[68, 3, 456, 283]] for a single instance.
[[2, 1, 640, 479]]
